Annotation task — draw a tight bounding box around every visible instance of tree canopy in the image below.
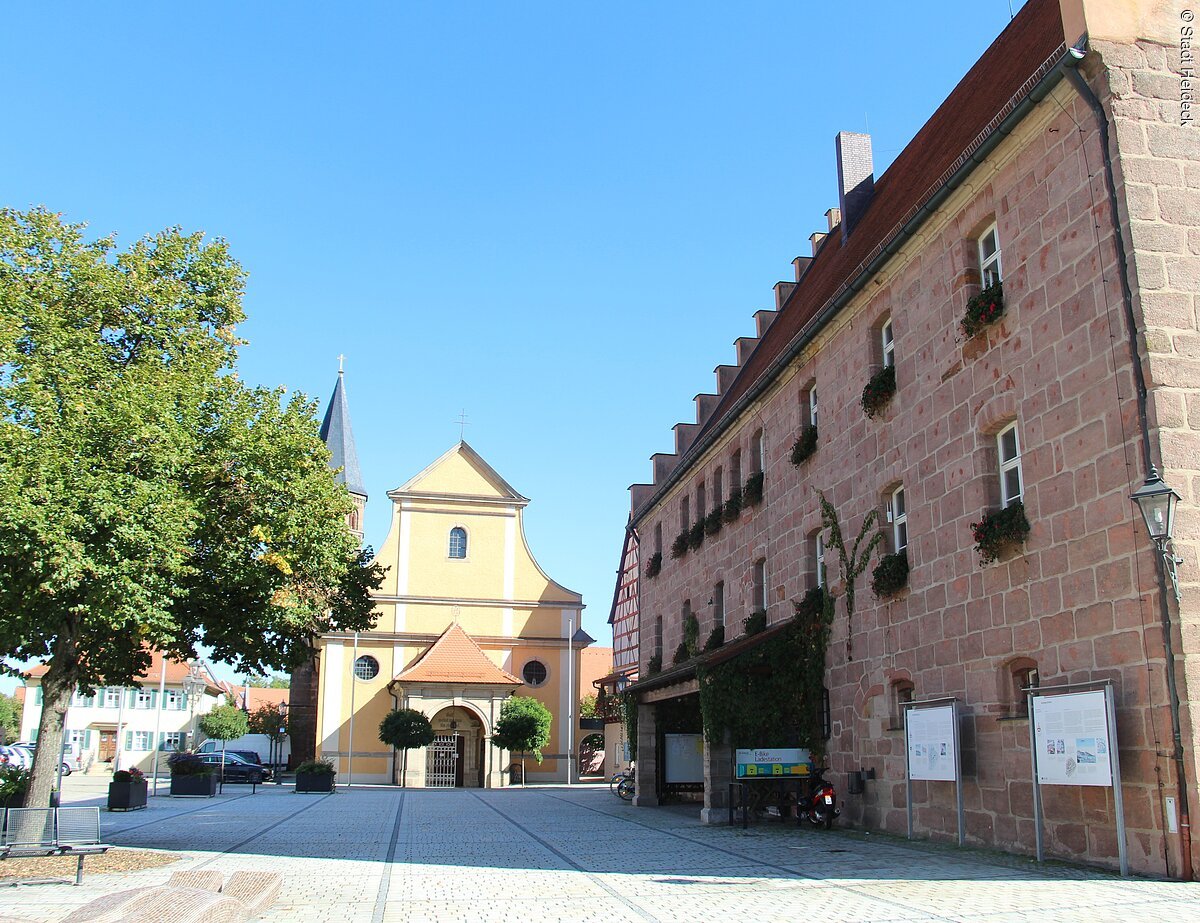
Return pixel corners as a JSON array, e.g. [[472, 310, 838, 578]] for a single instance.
[[198, 704, 249, 743], [0, 208, 385, 805], [247, 702, 289, 741], [492, 695, 552, 763], [378, 708, 435, 752]]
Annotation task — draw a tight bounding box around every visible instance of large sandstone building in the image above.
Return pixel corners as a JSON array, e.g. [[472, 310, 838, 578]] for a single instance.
[[622, 0, 1198, 878]]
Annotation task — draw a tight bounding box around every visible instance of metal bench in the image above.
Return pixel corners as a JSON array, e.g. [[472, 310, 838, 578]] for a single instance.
[[1, 806, 111, 885]]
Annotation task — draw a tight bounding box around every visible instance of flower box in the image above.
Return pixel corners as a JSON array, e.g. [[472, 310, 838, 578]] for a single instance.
[[742, 472, 764, 507], [742, 610, 767, 636], [704, 508, 723, 536], [687, 521, 705, 551], [971, 501, 1031, 564], [871, 552, 910, 598], [861, 365, 896, 418], [671, 532, 689, 559], [644, 552, 662, 578], [108, 777, 148, 811], [722, 488, 743, 523], [295, 771, 335, 794], [961, 281, 1005, 339], [170, 772, 218, 797], [790, 425, 818, 465]]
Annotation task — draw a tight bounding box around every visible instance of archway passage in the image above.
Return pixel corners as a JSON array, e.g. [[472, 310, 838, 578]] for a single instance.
[[427, 706, 485, 788]]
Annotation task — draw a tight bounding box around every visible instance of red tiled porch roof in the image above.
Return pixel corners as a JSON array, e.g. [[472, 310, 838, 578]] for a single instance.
[[391, 623, 521, 686]]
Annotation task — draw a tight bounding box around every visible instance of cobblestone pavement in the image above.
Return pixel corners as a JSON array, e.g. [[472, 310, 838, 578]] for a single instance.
[[5, 777, 1200, 922]]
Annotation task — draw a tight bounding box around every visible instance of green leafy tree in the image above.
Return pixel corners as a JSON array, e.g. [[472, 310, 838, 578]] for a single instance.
[[0, 208, 385, 806], [0, 692, 21, 744], [491, 695, 552, 785], [199, 703, 250, 778], [578, 694, 600, 719], [247, 702, 289, 742], [378, 708, 434, 788], [245, 674, 290, 688]]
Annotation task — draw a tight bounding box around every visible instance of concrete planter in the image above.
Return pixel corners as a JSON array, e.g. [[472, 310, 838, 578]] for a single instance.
[[295, 771, 335, 793], [108, 778, 148, 811], [170, 773, 219, 797]]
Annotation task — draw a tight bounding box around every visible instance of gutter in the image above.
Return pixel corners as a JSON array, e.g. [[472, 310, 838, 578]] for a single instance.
[[631, 49, 1073, 527]]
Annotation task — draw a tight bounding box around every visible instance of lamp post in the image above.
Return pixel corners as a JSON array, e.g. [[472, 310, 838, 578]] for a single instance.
[[181, 664, 206, 751], [1131, 465, 1192, 881]]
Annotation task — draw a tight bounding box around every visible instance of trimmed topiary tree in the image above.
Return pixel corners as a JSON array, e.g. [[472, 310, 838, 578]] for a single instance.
[[378, 708, 435, 788], [198, 703, 249, 782], [492, 695, 552, 787]]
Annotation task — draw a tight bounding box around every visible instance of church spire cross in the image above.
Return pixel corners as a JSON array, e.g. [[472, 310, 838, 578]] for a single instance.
[[456, 409, 469, 441], [338, 354, 345, 374]]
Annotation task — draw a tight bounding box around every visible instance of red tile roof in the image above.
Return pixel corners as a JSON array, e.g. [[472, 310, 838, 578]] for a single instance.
[[24, 651, 224, 695], [701, 0, 1067, 438], [392, 623, 522, 686]]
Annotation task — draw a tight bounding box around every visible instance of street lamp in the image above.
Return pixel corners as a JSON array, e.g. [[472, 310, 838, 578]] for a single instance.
[[181, 664, 206, 750], [1131, 466, 1184, 601]]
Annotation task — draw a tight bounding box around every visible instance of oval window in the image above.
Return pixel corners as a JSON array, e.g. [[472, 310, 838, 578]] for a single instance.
[[354, 655, 380, 681]]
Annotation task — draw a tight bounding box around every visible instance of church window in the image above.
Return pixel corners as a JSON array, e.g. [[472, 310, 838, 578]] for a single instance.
[[522, 660, 548, 687], [449, 527, 468, 559], [353, 655, 380, 681]]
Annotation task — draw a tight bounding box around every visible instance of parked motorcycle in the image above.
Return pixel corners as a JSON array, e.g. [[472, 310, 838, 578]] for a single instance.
[[805, 767, 839, 829]]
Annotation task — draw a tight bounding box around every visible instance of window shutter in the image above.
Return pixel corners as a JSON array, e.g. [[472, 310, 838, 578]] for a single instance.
[[127, 690, 137, 708], [84, 730, 93, 748], [179, 693, 188, 711], [125, 731, 133, 750], [35, 686, 43, 704]]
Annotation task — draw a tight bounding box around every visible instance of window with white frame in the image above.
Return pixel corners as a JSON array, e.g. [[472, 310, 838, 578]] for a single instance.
[[163, 689, 182, 710], [998, 423, 1023, 506], [714, 581, 725, 630], [881, 318, 895, 369], [103, 687, 122, 709], [131, 731, 153, 751], [448, 526, 467, 559], [815, 532, 826, 589], [753, 558, 767, 612], [754, 429, 765, 474], [135, 688, 154, 709], [809, 387, 818, 429], [979, 222, 1002, 287], [161, 732, 185, 751], [890, 487, 908, 552], [72, 690, 94, 708]]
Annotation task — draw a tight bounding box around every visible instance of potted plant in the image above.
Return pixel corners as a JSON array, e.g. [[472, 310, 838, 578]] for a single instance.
[[861, 365, 896, 418], [743, 471, 765, 507], [294, 758, 337, 793], [0, 764, 29, 810], [790, 425, 818, 465], [168, 751, 218, 797], [971, 501, 1031, 564], [671, 532, 689, 559], [960, 281, 1004, 338], [871, 552, 910, 598], [723, 487, 743, 523], [108, 766, 148, 811], [644, 551, 662, 578]]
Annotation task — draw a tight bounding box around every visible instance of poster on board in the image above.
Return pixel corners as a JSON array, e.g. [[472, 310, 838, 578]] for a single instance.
[[1031, 690, 1112, 787], [906, 704, 957, 782], [663, 733, 704, 784]]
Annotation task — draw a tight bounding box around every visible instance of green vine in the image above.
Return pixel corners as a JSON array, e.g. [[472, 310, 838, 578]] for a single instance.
[[683, 612, 700, 656], [723, 487, 743, 523], [817, 490, 884, 661], [621, 690, 638, 760], [697, 588, 834, 756]]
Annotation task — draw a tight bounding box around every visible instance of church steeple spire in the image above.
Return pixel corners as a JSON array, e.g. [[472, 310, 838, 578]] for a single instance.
[[320, 361, 367, 542]]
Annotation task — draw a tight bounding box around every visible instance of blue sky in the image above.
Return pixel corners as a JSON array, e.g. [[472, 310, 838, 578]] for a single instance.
[[2, 1, 1028, 688]]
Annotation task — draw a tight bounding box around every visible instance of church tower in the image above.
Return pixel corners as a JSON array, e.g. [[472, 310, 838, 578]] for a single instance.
[[289, 362, 369, 766]]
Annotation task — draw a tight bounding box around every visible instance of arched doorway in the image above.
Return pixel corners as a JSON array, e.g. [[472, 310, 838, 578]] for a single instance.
[[426, 706, 486, 788]]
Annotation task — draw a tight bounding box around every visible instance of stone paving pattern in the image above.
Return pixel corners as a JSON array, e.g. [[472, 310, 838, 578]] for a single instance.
[[5, 778, 1200, 922]]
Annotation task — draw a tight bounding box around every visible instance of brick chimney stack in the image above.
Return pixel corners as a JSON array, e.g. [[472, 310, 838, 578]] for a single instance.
[[836, 131, 874, 241]]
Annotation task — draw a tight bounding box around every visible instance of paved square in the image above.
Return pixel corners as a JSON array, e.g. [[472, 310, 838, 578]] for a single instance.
[[5, 778, 1200, 922]]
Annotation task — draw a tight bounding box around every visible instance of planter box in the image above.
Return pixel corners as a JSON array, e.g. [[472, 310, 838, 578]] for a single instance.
[[0, 792, 27, 811], [170, 773, 218, 797], [108, 779, 148, 811], [295, 771, 335, 793]]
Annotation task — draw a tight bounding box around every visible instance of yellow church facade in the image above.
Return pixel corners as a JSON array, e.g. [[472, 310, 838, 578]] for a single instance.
[[314, 440, 587, 787]]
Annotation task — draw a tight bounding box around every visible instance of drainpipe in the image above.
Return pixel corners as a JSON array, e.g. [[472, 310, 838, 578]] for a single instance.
[[1064, 48, 1193, 882]]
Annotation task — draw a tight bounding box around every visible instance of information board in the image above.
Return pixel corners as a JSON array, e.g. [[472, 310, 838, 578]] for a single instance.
[[1031, 690, 1113, 787], [663, 733, 704, 784], [735, 748, 811, 779], [905, 704, 957, 782]]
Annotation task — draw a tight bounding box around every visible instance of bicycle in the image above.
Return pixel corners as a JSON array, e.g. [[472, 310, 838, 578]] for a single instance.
[[610, 763, 635, 801]]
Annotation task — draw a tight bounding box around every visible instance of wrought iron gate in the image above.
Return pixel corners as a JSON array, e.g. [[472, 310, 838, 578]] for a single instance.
[[426, 734, 459, 788]]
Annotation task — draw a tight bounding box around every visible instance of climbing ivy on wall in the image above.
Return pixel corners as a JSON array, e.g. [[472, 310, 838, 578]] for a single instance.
[[696, 587, 834, 757], [817, 489, 883, 662], [621, 690, 638, 760]]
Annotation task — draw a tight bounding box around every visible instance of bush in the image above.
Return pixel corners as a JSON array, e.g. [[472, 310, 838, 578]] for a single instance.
[[723, 488, 743, 523], [644, 551, 662, 578], [704, 626, 725, 651], [861, 365, 896, 418], [647, 654, 662, 675], [113, 767, 145, 783], [294, 758, 336, 776], [971, 501, 1031, 564], [0, 764, 30, 800], [688, 521, 705, 551], [742, 610, 767, 636], [704, 508, 723, 536], [961, 281, 1004, 338], [671, 532, 689, 559], [167, 751, 214, 777], [871, 552, 910, 597], [790, 425, 818, 465], [672, 641, 690, 666], [743, 472, 764, 507]]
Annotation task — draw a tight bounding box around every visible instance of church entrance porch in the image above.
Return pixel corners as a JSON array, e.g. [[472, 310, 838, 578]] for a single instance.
[[424, 706, 484, 788]]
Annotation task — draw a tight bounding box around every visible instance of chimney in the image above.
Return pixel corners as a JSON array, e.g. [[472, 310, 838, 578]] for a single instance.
[[825, 207, 841, 231], [809, 231, 826, 256], [836, 131, 874, 240], [792, 256, 812, 281]]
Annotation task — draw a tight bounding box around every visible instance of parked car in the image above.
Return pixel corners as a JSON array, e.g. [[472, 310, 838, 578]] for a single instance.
[[0, 744, 71, 775], [196, 743, 262, 766], [194, 752, 271, 784]]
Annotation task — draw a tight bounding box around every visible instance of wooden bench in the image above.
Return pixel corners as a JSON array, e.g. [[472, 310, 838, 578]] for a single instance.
[[1, 806, 111, 885]]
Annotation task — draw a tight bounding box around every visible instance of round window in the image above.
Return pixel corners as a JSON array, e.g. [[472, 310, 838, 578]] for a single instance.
[[353, 655, 379, 681], [522, 660, 548, 687]]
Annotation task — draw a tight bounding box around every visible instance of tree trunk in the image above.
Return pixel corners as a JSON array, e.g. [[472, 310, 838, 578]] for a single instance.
[[27, 635, 79, 808], [400, 748, 407, 788]]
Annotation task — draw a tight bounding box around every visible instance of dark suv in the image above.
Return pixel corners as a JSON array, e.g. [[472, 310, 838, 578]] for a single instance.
[[195, 752, 271, 783]]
